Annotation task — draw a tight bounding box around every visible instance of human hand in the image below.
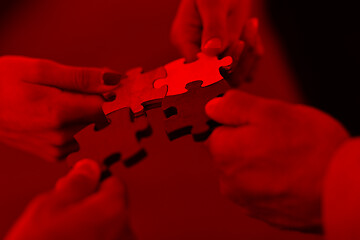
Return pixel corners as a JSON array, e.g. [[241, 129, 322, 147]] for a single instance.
[[205, 90, 349, 232], [5, 159, 135, 240], [171, 0, 253, 61], [0, 56, 121, 162], [220, 17, 264, 87]]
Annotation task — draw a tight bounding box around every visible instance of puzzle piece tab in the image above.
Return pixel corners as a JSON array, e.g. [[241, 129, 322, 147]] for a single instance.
[[162, 79, 230, 142], [103, 67, 168, 116], [67, 108, 151, 169], [154, 53, 232, 96]]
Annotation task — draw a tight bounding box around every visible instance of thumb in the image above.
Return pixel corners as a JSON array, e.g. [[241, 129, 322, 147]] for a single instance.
[[29, 59, 122, 93], [205, 90, 261, 126], [53, 159, 101, 206], [198, 2, 228, 56]]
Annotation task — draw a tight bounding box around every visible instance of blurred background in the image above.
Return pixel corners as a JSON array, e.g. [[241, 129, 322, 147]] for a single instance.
[[0, 0, 320, 239]]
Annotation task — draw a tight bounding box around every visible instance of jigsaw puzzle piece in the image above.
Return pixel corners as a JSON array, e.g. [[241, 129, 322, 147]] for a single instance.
[[67, 108, 152, 169], [162, 79, 230, 142], [103, 67, 168, 116], [153, 52, 232, 97]]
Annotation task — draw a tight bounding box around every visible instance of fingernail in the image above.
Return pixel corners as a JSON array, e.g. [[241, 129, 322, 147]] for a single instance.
[[73, 159, 100, 179], [102, 72, 122, 86], [103, 92, 116, 102], [203, 38, 222, 51]]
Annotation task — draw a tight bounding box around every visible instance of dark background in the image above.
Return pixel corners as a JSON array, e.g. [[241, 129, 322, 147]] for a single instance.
[[0, 0, 322, 239], [267, 1, 360, 135]]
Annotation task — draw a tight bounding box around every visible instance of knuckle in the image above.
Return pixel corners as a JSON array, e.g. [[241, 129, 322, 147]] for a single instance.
[[32, 59, 54, 79], [72, 69, 91, 90]]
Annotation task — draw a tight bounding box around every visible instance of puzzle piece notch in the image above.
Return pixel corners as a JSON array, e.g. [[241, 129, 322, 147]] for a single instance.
[[67, 107, 151, 170], [162, 79, 230, 142], [154, 52, 232, 97], [103, 67, 168, 116]]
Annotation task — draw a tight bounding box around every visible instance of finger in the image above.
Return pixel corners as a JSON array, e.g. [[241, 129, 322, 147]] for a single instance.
[[54, 139, 80, 161], [197, 0, 228, 56], [207, 126, 255, 163], [245, 35, 264, 82], [171, 0, 202, 62], [50, 91, 105, 128], [69, 177, 131, 239], [178, 42, 201, 63], [242, 18, 259, 46], [220, 40, 245, 87], [35, 123, 86, 147], [54, 159, 101, 206], [207, 125, 266, 196], [78, 177, 127, 220], [254, 34, 265, 56], [90, 177, 126, 204], [34, 137, 80, 161], [205, 90, 262, 125], [0, 135, 59, 162], [20, 83, 105, 129], [0, 130, 77, 162], [26, 59, 123, 93], [227, 40, 245, 65], [236, 18, 263, 83], [226, 7, 251, 43]]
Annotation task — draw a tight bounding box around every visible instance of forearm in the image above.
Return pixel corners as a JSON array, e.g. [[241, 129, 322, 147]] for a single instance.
[[323, 137, 360, 239]]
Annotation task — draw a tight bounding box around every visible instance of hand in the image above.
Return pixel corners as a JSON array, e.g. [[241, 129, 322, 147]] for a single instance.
[[5, 159, 135, 240], [220, 18, 264, 87], [205, 90, 349, 232], [171, 0, 253, 61], [0, 56, 121, 162]]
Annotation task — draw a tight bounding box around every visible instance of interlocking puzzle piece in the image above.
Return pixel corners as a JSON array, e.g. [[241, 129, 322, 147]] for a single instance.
[[103, 67, 168, 116], [154, 53, 232, 96], [67, 108, 152, 169], [162, 79, 230, 142]]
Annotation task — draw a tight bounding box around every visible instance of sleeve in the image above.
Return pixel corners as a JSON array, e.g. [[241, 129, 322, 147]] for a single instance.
[[323, 138, 360, 240]]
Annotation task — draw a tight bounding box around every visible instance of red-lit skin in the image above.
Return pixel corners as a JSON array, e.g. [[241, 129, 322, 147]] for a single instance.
[[1, 0, 258, 238], [323, 138, 360, 240], [205, 90, 350, 232], [4, 0, 354, 238], [5, 159, 135, 240], [0, 56, 121, 162], [171, 0, 253, 61]]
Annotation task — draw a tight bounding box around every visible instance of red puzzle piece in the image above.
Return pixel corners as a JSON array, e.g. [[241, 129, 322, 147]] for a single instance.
[[103, 67, 167, 116], [67, 108, 151, 169], [154, 53, 232, 97], [162, 79, 230, 142]]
